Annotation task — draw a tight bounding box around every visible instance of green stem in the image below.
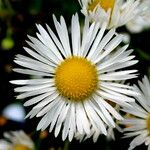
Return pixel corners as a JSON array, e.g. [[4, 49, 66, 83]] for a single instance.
[[63, 140, 70, 150], [35, 139, 41, 150]]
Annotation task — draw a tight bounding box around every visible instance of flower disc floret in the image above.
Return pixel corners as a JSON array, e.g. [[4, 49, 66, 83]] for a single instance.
[[55, 57, 98, 101]]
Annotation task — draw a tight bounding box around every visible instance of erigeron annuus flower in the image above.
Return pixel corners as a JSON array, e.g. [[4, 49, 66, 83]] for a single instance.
[[11, 14, 138, 142], [121, 76, 150, 150], [78, 0, 141, 29], [126, 0, 150, 33], [0, 131, 34, 150]]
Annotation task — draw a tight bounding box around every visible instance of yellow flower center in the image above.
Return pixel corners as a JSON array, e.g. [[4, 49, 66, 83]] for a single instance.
[[88, 0, 115, 12], [147, 115, 150, 134], [13, 144, 31, 150], [55, 57, 98, 101]]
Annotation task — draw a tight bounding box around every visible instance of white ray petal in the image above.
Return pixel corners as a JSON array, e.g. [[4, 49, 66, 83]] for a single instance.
[[90, 28, 116, 62], [96, 45, 128, 69], [97, 90, 133, 107], [94, 35, 123, 64], [68, 104, 76, 141], [27, 35, 60, 65], [13, 68, 52, 77], [80, 17, 89, 56], [76, 103, 91, 135], [14, 84, 51, 92], [123, 130, 146, 138], [14, 59, 55, 74], [100, 82, 138, 96], [99, 97, 123, 120], [36, 97, 60, 117], [84, 100, 107, 135], [53, 15, 72, 57], [76, 103, 84, 134], [46, 24, 67, 58], [91, 95, 115, 127], [40, 109, 57, 131], [30, 92, 59, 109], [82, 22, 96, 57], [24, 92, 54, 106], [87, 22, 107, 60], [49, 100, 66, 132], [24, 47, 57, 67], [16, 87, 56, 99], [83, 22, 100, 57], [62, 103, 72, 141], [25, 107, 41, 119], [98, 60, 138, 74], [54, 102, 70, 137], [129, 133, 147, 150], [87, 99, 110, 126], [71, 14, 81, 56], [10, 79, 54, 85], [36, 24, 63, 61], [100, 70, 138, 81], [37, 113, 49, 130], [121, 118, 145, 126]]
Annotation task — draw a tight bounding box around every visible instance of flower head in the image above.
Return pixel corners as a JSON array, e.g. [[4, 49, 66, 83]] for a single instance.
[[79, 0, 141, 29], [126, 0, 150, 33], [11, 14, 138, 141], [121, 76, 150, 150], [88, 0, 115, 12], [0, 131, 34, 150]]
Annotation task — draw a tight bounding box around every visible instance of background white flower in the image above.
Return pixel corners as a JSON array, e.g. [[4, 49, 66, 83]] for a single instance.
[[11, 14, 138, 141], [0, 130, 34, 150], [2, 103, 26, 123], [126, 0, 150, 33], [78, 0, 142, 29], [121, 76, 150, 150]]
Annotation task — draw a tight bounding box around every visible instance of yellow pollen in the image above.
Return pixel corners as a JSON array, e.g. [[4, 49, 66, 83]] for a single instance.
[[147, 115, 150, 134], [55, 57, 98, 101], [88, 0, 115, 12], [13, 144, 31, 150]]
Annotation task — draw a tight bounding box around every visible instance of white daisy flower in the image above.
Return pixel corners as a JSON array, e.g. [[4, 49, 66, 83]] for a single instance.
[[2, 103, 26, 123], [0, 130, 34, 150], [11, 14, 138, 141], [126, 0, 150, 33], [78, 0, 141, 29], [121, 76, 150, 150]]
